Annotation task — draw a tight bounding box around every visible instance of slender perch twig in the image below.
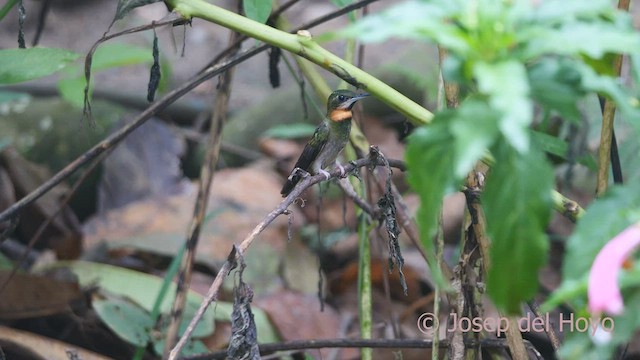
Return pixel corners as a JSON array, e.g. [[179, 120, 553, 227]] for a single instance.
[[168, 150, 405, 359], [183, 337, 540, 360], [163, 25, 241, 356]]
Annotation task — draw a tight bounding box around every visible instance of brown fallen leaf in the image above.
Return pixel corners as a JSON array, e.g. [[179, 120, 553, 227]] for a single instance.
[[0, 271, 82, 320], [83, 160, 304, 266], [1, 147, 82, 259], [256, 289, 343, 359], [0, 325, 110, 360]]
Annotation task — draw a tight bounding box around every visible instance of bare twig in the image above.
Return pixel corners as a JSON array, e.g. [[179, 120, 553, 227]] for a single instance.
[[168, 150, 406, 359], [183, 337, 539, 360], [163, 24, 242, 356]]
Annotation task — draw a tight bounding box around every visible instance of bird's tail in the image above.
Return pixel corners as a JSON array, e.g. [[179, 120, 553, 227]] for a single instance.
[[280, 174, 300, 197]]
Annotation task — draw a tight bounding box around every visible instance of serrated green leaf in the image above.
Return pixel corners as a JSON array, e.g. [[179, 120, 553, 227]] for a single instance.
[[524, 22, 640, 60], [449, 99, 500, 177], [474, 60, 532, 152], [483, 144, 553, 314], [263, 123, 318, 139], [0, 48, 79, 84], [338, 1, 468, 54], [243, 0, 272, 24], [406, 119, 459, 286], [113, 0, 162, 22], [528, 58, 584, 122], [563, 184, 640, 282], [575, 62, 640, 124]]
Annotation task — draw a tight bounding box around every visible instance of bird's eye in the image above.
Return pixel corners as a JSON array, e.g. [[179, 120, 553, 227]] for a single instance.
[[338, 95, 346, 102]]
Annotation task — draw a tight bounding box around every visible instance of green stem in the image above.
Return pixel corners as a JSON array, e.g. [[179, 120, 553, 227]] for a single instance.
[[0, 0, 18, 21], [357, 214, 373, 360], [164, 0, 433, 126]]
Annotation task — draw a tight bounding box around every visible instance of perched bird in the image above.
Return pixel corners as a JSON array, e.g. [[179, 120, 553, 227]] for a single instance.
[[281, 90, 369, 197]]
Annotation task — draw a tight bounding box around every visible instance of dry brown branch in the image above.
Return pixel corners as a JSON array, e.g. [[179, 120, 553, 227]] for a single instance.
[[163, 25, 242, 356], [168, 149, 405, 359]]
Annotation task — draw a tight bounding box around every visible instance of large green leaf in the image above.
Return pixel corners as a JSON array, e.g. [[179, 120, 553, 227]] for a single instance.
[[93, 292, 154, 346], [407, 101, 500, 285], [406, 120, 457, 286], [482, 143, 553, 314], [528, 58, 584, 122], [0, 48, 79, 84], [524, 22, 640, 60], [243, 0, 272, 24], [41, 261, 215, 337], [474, 60, 532, 152], [337, 0, 468, 54], [91, 43, 152, 71], [449, 99, 500, 177]]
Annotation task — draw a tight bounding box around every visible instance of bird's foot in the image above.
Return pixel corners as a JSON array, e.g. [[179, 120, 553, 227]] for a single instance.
[[289, 167, 310, 180], [319, 169, 331, 180], [336, 163, 346, 177]]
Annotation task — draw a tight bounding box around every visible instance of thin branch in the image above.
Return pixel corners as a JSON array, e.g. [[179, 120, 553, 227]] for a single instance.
[[164, 23, 242, 356], [336, 178, 380, 219], [183, 337, 539, 360], [168, 150, 406, 359]]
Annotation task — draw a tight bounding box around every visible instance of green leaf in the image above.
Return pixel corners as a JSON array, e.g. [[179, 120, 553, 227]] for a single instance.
[[474, 60, 532, 152], [114, 0, 162, 22], [482, 143, 553, 314], [41, 261, 215, 336], [243, 0, 272, 24], [529, 130, 568, 159], [263, 123, 317, 139], [524, 22, 640, 60], [57, 77, 87, 108], [338, 1, 469, 54], [330, 0, 355, 22], [575, 62, 640, 124], [562, 183, 640, 282], [406, 118, 459, 286], [91, 43, 153, 71], [93, 292, 154, 346], [528, 58, 584, 122], [449, 99, 499, 177], [0, 48, 79, 84]]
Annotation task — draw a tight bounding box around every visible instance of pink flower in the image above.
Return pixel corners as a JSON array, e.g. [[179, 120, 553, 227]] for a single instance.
[[588, 224, 640, 315]]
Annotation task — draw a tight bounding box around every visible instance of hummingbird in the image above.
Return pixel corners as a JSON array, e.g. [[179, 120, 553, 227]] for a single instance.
[[281, 89, 369, 197]]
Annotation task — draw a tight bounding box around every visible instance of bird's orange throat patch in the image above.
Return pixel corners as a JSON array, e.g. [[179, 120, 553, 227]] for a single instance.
[[329, 109, 353, 122]]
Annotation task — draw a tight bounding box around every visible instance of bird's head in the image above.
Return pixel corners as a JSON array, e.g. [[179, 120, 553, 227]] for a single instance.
[[327, 90, 369, 122]]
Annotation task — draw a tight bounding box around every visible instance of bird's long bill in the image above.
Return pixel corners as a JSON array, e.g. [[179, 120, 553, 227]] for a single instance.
[[339, 93, 370, 109]]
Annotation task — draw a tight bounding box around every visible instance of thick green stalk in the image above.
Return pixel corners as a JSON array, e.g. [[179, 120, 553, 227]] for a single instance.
[[164, 0, 433, 126]]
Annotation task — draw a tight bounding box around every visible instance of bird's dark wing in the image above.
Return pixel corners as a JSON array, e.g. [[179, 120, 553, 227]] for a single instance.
[[280, 121, 329, 196]]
